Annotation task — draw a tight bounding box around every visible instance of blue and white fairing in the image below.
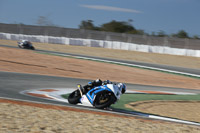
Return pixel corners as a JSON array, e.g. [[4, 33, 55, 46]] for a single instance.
[[79, 84, 121, 107]]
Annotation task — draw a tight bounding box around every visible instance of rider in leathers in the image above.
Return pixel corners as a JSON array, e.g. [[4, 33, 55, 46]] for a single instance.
[[82, 79, 126, 100]]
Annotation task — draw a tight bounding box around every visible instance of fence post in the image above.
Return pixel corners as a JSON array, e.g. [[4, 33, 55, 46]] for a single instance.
[[17, 24, 23, 34], [127, 35, 132, 43], [164, 37, 169, 46], [145, 35, 151, 45], [106, 34, 111, 41], [185, 38, 189, 49]]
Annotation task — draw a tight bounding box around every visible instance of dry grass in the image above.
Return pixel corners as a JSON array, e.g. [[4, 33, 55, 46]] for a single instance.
[[126, 101, 200, 123]]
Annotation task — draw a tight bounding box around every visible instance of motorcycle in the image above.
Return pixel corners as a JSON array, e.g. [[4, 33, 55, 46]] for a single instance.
[[18, 41, 35, 50], [68, 84, 118, 109]]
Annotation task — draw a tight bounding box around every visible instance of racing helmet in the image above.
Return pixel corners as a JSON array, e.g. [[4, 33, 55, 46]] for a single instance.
[[95, 79, 102, 86], [87, 81, 92, 86], [118, 83, 126, 94], [103, 80, 111, 85]]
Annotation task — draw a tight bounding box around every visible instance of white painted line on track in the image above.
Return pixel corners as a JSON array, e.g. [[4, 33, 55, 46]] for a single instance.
[[46, 52, 200, 78], [0, 96, 66, 106], [44, 94, 69, 103], [149, 115, 200, 126]]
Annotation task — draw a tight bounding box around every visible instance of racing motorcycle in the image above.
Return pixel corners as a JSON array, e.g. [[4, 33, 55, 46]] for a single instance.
[[18, 41, 35, 50], [68, 84, 118, 109]]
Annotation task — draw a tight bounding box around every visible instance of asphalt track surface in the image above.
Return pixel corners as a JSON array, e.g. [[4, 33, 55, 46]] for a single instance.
[[1, 44, 200, 105], [1, 44, 200, 125], [0, 71, 199, 102]]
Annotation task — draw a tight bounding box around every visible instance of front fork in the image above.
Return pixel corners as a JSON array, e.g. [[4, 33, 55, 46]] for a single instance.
[[77, 84, 83, 97]]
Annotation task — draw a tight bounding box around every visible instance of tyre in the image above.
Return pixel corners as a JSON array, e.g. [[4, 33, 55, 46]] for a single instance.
[[94, 91, 116, 109], [68, 90, 81, 104], [30, 46, 35, 50], [18, 45, 22, 48]]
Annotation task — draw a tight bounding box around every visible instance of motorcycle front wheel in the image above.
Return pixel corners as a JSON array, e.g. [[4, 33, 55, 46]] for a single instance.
[[18, 45, 23, 48], [68, 90, 81, 104]]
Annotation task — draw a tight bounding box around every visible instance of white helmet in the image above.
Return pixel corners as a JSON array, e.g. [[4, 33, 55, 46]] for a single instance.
[[118, 83, 126, 94]]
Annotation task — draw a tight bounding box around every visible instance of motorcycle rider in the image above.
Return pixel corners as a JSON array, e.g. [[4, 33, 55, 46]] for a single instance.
[[82, 79, 107, 93], [82, 79, 126, 98], [18, 40, 31, 47]]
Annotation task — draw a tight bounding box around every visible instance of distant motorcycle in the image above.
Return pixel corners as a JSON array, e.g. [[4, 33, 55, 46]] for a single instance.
[[18, 40, 35, 50], [68, 84, 118, 109]]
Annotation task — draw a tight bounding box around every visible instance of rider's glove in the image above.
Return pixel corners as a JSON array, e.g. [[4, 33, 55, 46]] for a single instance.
[[103, 80, 111, 85]]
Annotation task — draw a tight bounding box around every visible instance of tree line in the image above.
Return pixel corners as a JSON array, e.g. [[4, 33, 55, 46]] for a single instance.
[[35, 16, 199, 39], [79, 20, 199, 39]]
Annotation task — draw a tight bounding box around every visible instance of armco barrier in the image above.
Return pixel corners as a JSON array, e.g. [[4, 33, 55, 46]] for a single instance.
[[0, 32, 200, 57]]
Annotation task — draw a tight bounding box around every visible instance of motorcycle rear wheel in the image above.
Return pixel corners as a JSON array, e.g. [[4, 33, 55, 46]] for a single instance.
[[30, 46, 35, 50], [18, 45, 23, 48], [94, 91, 116, 109]]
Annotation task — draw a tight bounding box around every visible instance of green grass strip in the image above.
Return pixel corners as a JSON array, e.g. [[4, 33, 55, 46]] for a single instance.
[[111, 94, 200, 111], [62, 94, 69, 99]]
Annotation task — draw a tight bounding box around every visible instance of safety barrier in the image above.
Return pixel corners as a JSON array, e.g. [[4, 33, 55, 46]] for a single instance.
[[0, 32, 199, 57]]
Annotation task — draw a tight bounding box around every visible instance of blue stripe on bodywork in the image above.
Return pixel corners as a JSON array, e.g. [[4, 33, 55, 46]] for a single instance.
[[86, 85, 112, 105]]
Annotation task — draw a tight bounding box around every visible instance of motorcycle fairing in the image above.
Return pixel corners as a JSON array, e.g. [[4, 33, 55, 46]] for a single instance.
[[79, 95, 93, 107], [85, 85, 112, 105]]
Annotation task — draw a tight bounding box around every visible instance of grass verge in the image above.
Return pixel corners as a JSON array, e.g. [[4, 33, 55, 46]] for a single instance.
[[111, 94, 200, 111], [62, 93, 200, 111], [62, 94, 70, 99]]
